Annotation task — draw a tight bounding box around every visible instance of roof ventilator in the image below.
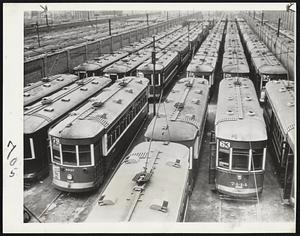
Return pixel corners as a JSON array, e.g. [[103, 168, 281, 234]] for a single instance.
[[43, 83, 51, 87], [150, 200, 168, 213], [24, 92, 30, 97], [98, 195, 116, 206], [44, 107, 54, 112], [114, 99, 122, 104], [92, 101, 104, 108], [61, 98, 70, 102], [41, 97, 53, 105], [247, 110, 255, 116], [42, 77, 50, 82]]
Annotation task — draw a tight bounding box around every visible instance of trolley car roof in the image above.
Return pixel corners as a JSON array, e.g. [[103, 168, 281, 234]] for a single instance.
[[215, 77, 267, 142], [24, 74, 78, 106], [24, 77, 111, 134], [49, 76, 149, 139], [145, 77, 209, 141], [85, 141, 190, 222], [265, 80, 295, 151]]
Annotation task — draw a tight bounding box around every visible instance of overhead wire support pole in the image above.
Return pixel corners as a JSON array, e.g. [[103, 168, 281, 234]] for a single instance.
[[261, 11, 264, 25], [152, 36, 156, 116], [277, 18, 281, 37], [108, 19, 112, 36], [36, 21, 41, 47]]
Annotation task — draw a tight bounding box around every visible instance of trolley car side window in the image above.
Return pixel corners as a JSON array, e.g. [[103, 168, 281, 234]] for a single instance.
[[251, 148, 264, 170], [79, 145, 91, 166], [232, 148, 249, 171], [62, 145, 77, 166], [218, 149, 230, 168]]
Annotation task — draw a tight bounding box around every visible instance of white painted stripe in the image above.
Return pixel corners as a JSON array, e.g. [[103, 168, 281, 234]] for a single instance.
[[59, 144, 63, 165], [29, 138, 36, 160], [216, 184, 262, 195], [91, 144, 95, 166], [262, 147, 266, 171], [50, 138, 53, 163], [189, 147, 193, 170], [76, 145, 79, 167]]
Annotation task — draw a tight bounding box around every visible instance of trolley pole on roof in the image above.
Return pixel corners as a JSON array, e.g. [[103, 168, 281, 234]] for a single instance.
[[108, 19, 112, 36], [277, 18, 281, 37], [152, 36, 156, 116], [36, 21, 41, 47]]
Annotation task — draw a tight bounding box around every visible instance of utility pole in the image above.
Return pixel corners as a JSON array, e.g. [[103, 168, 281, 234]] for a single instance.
[[146, 13, 149, 26], [152, 36, 156, 116], [167, 11, 168, 21], [36, 21, 41, 47], [277, 18, 281, 37], [108, 19, 112, 36], [261, 11, 264, 25]]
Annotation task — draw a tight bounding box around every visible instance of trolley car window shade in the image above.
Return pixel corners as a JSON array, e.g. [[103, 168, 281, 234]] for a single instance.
[[52, 149, 61, 163], [218, 150, 230, 168], [251, 149, 264, 170], [231, 148, 249, 171], [62, 145, 77, 166], [78, 145, 92, 166]]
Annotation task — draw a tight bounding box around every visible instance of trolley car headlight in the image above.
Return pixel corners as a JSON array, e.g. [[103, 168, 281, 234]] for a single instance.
[[67, 174, 73, 180], [237, 174, 242, 181]]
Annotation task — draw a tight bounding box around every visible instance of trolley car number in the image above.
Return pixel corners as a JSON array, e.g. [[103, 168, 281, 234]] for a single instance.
[[53, 165, 60, 180], [6, 140, 18, 177], [220, 141, 230, 149]]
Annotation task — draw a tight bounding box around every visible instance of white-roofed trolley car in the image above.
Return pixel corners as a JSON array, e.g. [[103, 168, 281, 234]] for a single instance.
[[103, 50, 152, 81], [24, 74, 79, 107], [237, 20, 289, 102], [209, 77, 267, 198], [186, 19, 226, 89], [264, 80, 295, 205], [85, 141, 192, 222], [144, 77, 209, 188], [48, 77, 149, 192], [222, 21, 250, 79], [24, 76, 112, 181], [73, 52, 128, 79]]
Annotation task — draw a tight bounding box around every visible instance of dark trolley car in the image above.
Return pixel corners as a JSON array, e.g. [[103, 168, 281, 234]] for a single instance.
[[24, 76, 111, 181], [264, 80, 295, 205], [24, 74, 79, 107], [48, 77, 149, 192]]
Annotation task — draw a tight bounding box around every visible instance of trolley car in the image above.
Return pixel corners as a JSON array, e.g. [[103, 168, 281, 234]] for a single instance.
[[24, 76, 112, 181], [237, 20, 288, 102], [137, 51, 180, 99], [209, 77, 267, 198], [85, 141, 191, 222], [73, 52, 128, 79], [24, 74, 79, 107], [48, 76, 149, 192], [186, 19, 225, 88], [103, 50, 152, 81], [264, 80, 295, 205], [144, 77, 209, 188]]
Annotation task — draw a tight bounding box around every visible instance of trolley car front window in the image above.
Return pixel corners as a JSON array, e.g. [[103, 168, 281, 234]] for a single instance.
[[218, 150, 229, 168], [79, 145, 91, 166], [251, 148, 264, 171], [232, 148, 249, 171], [62, 145, 77, 166]]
